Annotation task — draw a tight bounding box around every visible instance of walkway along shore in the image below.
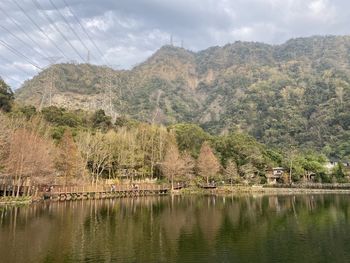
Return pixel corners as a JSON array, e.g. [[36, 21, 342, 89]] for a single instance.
[[3, 183, 350, 204], [45, 184, 170, 201]]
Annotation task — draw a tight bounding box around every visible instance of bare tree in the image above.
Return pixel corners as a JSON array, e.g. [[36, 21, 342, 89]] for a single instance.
[[76, 131, 112, 185]]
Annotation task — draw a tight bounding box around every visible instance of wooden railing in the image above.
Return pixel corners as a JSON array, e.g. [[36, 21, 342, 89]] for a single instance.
[[51, 184, 169, 194]]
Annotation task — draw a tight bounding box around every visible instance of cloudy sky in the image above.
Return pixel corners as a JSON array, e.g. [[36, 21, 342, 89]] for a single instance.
[[0, 0, 349, 89]]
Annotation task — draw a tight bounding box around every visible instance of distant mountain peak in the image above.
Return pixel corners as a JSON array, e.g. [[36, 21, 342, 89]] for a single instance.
[[15, 35, 350, 158]]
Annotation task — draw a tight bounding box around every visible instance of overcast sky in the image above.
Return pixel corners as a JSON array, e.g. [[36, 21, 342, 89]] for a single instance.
[[0, 0, 349, 89]]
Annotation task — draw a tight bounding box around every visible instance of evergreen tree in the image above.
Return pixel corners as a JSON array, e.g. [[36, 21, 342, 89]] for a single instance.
[[92, 109, 112, 130], [0, 78, 14, 112]]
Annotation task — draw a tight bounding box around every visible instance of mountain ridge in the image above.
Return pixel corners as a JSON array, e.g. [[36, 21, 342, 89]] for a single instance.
[[15, 35, 350, 159]]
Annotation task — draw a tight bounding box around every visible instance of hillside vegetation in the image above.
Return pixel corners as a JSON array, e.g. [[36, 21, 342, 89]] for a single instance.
[[16, 35, 350, 160]]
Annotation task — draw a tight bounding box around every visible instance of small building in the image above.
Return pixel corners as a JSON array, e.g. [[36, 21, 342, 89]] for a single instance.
[[325, 160, 350, 172], [266, 167, 284, 184]]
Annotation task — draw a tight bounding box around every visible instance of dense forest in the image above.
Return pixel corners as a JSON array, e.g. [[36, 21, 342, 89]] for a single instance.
[[1, 77, 348, 191], [16, 36, 350, 161]]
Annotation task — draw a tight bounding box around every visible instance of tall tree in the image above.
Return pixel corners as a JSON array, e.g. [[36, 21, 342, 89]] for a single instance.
[[224, 159, 240, 185], [161, 140, 185, 190], [182, 151, 195, 181], [56, 129, 84, 185], [76, 131, 112, 184], [4, 128, 55, 196], [0, 78, 14, 112], [197, 142, 220, 184]]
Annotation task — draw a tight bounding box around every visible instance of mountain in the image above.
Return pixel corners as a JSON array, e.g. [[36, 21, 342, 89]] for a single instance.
[[15, 35, 350, 159]]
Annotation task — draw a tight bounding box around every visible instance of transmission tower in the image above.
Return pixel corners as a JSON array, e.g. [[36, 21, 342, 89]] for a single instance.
[[39, 56, 62, 110], [102, 66, 114, 119]]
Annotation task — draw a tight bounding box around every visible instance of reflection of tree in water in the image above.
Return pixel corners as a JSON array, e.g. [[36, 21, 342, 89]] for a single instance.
[[1, 195, 350, 262]]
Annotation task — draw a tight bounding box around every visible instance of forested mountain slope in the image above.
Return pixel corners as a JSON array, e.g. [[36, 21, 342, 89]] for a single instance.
[[16, 35, 350, 160]]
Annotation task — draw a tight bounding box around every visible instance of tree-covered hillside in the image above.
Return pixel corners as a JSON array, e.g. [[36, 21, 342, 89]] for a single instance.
[[15, 35, 350, 160]]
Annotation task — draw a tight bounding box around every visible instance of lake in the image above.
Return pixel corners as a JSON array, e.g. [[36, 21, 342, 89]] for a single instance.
[[1, 194, 350, 263]]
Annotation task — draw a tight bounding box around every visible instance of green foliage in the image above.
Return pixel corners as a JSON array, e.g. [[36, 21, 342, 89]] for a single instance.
[[169, 123, 211, 158], [15, 36, 350, 161], [0, 78, 14, 112], [18, 105, 36, 120], [332, 163, 345, 179], [283, 151, 327, 182], [51, 126, 67, 141], [115, 115, 129, 127], [214, 132, 276, 178], [42, 106, 82, 127], [91, 109, 112, 130]]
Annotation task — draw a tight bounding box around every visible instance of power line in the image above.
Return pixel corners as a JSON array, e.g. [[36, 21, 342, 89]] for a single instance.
[[48, 0, 93, 62], [0, 24, 47, 60], [1, 75, 23, 86], [0, 6, 51, 58], [61, 0, 109, 64], [32, 0, 86, 62], [0, 39, 43, 70], [0, 54, 35, 76], [12, 0, 68, 60]]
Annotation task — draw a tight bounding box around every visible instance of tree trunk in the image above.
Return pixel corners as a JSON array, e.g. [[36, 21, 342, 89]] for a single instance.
[[16, 176, 22, 197], [171, 174, 174, 191]]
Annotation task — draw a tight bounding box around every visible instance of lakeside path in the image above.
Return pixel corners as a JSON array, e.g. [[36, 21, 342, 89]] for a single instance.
[[215, 186, 350, 195], [0, 197, 32, 205], [3, 185, 350, 205], [178, 185, 350, 196]]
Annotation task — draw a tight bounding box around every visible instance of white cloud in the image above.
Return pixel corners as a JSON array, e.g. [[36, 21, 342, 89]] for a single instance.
[[232, 26, 254, 40], [308, 0, 337, 22], [0, 0, 350, 89], [309, 0, 327, 15], [105, 45, 154, 69], [85, 12, 113, 32]]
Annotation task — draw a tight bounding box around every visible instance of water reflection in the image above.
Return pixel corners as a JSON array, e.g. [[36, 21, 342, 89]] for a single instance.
[[1, 194, 350, 263]]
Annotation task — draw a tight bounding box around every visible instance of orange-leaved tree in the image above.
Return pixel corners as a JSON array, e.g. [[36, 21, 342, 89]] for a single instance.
[[56, 129, 85, 185], [197, 141, 220, 184], [161, 139, 185, 190], [5, 128, 55, 196]]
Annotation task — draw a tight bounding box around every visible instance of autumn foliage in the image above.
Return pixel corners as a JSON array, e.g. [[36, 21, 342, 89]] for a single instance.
[[197, 142, 220, 184], [56, 130, 85, 185], [161, 140, 185, 190], [3, 128, 55, 196]]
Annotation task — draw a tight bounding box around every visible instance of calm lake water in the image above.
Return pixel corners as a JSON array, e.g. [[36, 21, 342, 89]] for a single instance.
[[1, 194, 350, 263]]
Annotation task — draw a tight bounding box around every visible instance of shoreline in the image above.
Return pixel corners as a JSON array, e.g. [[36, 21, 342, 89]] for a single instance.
[[2, 186, 350, 205], [0, 196, 32, 205], [178, 186, 350, 196]]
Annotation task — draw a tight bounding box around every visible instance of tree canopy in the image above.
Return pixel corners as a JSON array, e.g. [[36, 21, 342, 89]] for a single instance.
[[0, 78, 14, 112]]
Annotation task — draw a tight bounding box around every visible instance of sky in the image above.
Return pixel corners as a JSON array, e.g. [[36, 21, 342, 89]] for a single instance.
[[0, 0, 349, 89]]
